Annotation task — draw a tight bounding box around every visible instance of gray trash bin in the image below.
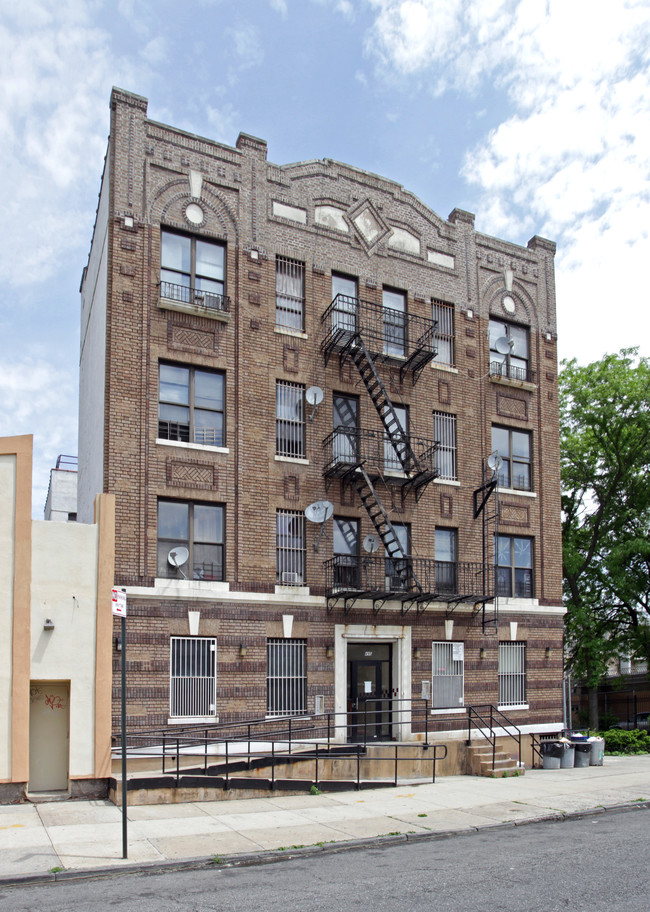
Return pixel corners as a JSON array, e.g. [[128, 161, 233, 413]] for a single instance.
[[560, 742, 575, 768], [573, 741, 591, 768], [541, 741, 563, 770], [589, 737, 605, 766]]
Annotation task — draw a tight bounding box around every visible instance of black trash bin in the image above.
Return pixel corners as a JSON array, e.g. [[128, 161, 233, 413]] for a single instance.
[[572, 741, 591, 768], [541, 741, 563, 770]]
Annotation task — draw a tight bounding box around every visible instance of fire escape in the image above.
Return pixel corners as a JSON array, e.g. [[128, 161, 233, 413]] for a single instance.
[[320, 294, 495, 618]]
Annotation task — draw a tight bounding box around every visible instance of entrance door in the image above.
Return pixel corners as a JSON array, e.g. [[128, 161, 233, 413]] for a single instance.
[[347, 643, 393, 741], [29, 682, 70, 792]]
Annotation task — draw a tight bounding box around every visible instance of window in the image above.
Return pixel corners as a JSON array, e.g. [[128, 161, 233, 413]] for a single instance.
[[431, 642, 464, 708], [160, 230, 225, 308], [433, 412, 457, 480], [170, 636, 216, 718], [435, 528, 457, 595], [333, 394, 359, 464], [489, 319, 530, 382], [158, 364, 225, 446], [157, 500, 224, 581], [276, 381, 305, 458], [332, 273, 358, 335], [267, 638, 307, 716], [333, 517, 359, 589], [276, 256, 305, 331], [383, 287, 406, 356], [385, 522, 410, 590], [276, 510, 306, 585], [496, 535, 533, 598], [384, 404, 408, 472], [432, 301, 454, 366], [498, 642, 526, 707], [491, 426, 531, 490]]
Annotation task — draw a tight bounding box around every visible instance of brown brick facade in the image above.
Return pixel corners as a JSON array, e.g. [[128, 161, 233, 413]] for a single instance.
[[81, 88, 564, 739]]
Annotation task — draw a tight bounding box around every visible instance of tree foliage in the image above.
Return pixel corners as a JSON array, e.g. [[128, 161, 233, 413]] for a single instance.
[[560, 349, 650, 726]]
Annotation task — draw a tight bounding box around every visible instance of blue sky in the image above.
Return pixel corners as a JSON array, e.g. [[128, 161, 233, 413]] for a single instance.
[[1, 0, 649, 514]]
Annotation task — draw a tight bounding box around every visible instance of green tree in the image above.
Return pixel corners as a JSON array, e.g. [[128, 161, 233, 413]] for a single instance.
[[560, 349, 650, 729]]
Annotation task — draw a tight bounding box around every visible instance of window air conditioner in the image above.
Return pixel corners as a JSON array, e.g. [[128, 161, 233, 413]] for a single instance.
[[281, 571, 302, 585]]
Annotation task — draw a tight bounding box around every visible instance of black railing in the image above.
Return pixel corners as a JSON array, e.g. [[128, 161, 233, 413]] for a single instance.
[[160, 281, 230, 314], [323, 555, 490, 603], [323, 427, 437, 478], [158, 420, 223, 447], [468, 704, 522, 771], [489, 360, 535, 384], [321, 295, 436, 363]]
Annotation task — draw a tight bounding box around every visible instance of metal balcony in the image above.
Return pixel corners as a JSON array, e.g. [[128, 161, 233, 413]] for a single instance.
[[321, 295, 437, 382], [489, 360, 535, 384], [160, 281, 231, 315], [323, 427, 438, 497], [324, 556, 492, 614]]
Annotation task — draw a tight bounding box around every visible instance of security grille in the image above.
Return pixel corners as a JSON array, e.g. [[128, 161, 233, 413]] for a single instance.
[[432, 301, 454, 365], [267, 638, 307, 716], [498, 642, 526, 707], [276, 510, 306, 584], [276, 381, 305, 458], [433, 411, 457, 480], [431, 641, 464, 708], [170, 636, 216, 718], [276, 256, 305, 331]]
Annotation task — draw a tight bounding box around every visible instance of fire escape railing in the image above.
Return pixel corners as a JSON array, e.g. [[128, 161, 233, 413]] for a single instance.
[[323, 427, 437, 492]]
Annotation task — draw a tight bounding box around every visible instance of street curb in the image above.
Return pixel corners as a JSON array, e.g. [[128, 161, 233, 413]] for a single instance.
[[1, 800, 649, 889]]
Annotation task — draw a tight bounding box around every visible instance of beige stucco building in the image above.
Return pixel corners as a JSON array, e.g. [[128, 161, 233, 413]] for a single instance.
[[0, 435, 115, 802]]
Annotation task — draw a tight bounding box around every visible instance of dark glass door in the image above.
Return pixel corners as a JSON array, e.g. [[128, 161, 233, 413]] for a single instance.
[[347, 643, 393, 741]]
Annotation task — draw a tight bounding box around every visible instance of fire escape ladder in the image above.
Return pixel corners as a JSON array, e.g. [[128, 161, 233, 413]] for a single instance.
[[354, 467, 422, 594], [344, 335, 421, 476]]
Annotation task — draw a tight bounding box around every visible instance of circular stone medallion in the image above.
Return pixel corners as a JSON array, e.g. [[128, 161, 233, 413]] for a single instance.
[[502, 295, 516, 314], [185, 202, 204, 225]]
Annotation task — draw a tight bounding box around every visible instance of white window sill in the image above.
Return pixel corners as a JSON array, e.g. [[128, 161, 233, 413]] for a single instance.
[[156, 438, 229, 455], [274, 584, 310, 595], [429, 706, 465, 715], [497, 704, 529, 712], [274, 326, 308, 340], [433, 477, 460, 487], [159, 297, 230, 323], [154, 578, 230, 592], [168, 716, 218, 725], [275, 455, 309, 465], [431, 362, 458, 374], [499, 487, 536, 498]]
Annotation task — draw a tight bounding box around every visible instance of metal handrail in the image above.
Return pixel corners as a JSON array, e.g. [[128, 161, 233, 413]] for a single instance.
[[160, 280, 230, 314], [467, 704, 522, 770]]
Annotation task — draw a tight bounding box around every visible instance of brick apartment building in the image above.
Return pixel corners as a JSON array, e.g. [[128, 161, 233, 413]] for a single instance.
[[78, 87, 564, 745]]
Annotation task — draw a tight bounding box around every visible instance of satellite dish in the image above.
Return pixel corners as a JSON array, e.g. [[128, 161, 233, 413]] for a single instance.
[[306, 386, 324, 422], [494, 336, 514, 355], [168, 546, 189, 567], [487, 452, 503, 472], [363, 534, 380, 554], [306, 386, 324, 406], [305, 500, 334, 523]]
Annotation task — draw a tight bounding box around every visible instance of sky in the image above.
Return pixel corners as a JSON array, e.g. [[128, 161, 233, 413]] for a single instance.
[[1, 0, 649, 516]]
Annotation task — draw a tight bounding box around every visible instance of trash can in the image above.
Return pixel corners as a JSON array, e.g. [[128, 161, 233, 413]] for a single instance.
[[588, 736, 605, 766], [559, 742, 575, 768], [541, 741, 563, 770], [572, 741, 591, 768]]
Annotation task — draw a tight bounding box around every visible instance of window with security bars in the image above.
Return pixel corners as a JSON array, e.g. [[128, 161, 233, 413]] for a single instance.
[[276, 381, 305, 458], [498, 642, 526, 707], [267, 638, 307, 716], [169, 636, 216, 718], [276, 256, 305, 331], [433, 411, 457, 480], [432, 301, 454, 366], [276, 510, 306, 585], [431, 642, 464, 708]]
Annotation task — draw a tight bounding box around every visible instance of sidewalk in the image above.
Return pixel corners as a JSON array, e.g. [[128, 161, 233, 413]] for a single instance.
[[2, 755, 649, 886]]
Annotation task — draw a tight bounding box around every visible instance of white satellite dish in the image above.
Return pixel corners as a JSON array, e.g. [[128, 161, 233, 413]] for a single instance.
[[487, 451, 503, 472], [494, 336, 514, 355], [168, 546, 189, 567], [305, 500, 334, 552], [363, 534, 380, 554], [305, 500, 334, 523], [306, 386, 324, 422]]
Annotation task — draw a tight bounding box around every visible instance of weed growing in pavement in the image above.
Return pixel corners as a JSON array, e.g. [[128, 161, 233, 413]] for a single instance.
[[309, 784, 322, 795], [49, 866, 64, 874]]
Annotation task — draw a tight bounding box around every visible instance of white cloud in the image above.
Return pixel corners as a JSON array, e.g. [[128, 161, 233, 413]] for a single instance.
[[365, 0, 650, 362], [270, 0, 288, 15], [227, 23, 264, 69]]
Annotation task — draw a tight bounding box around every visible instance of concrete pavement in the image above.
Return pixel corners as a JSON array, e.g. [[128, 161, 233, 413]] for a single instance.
[[1, 755, 649, 886]]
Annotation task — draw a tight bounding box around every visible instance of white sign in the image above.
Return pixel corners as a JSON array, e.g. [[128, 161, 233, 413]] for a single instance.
[[452, 643, 464, 662], [111, 588, 127, 617]]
